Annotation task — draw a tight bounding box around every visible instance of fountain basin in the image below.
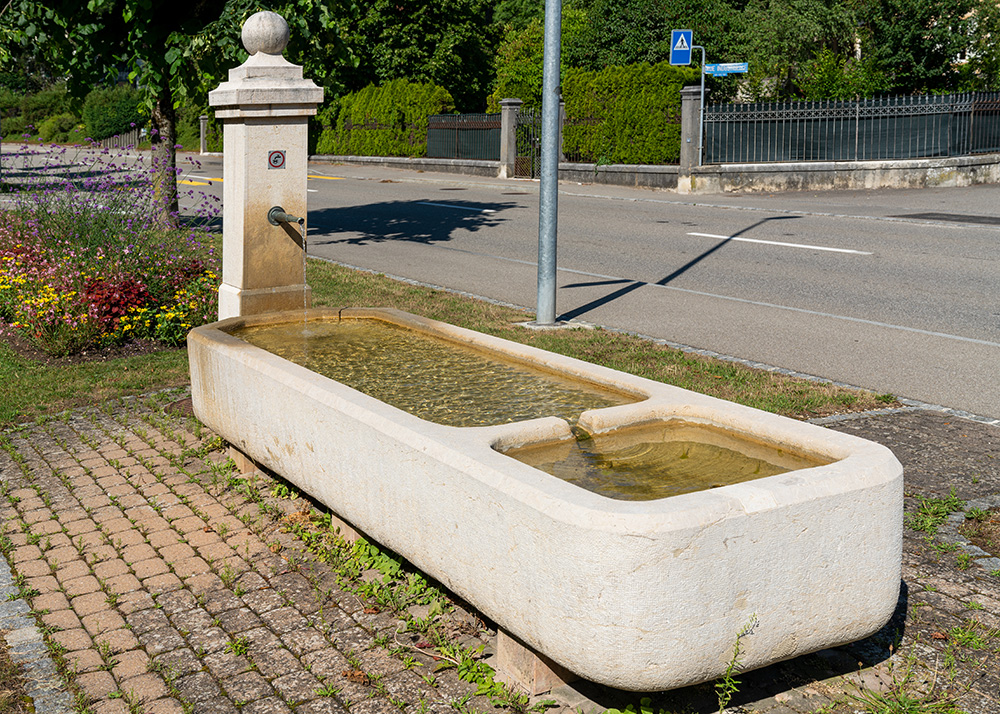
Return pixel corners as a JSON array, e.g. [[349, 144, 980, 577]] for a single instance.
[[188, 307, 902, 692]]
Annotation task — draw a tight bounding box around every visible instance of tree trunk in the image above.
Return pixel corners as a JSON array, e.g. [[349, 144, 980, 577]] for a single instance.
[[151, 89, 179, 228]]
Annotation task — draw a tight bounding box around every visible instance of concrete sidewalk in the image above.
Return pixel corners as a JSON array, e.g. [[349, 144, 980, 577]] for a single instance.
[[0, 391, 998, 714]]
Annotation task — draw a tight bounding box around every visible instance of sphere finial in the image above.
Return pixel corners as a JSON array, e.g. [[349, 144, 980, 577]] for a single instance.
[[242, 11, 290, 56]]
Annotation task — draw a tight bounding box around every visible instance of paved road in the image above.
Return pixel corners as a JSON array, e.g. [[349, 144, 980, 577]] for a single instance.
[[180, 156, 1000, 420]]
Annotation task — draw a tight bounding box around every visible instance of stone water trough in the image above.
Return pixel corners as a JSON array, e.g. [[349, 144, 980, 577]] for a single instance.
[[188, 307, 903, 692]]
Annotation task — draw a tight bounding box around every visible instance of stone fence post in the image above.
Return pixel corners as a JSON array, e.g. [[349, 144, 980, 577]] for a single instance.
[[679, 85, 704, 174], [199, 115, 208, 155], [499, 98, 522, 179]]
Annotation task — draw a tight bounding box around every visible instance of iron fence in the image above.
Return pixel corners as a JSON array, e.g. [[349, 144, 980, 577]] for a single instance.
[[426, 113, 500, 161], [704, 92, 1000, 164], [98, 127, 144, 149], [515, 107, 542, 178]]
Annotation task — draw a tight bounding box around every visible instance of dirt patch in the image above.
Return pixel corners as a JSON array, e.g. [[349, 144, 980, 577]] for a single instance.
[[960, 509, 1000, 557], [0, 329, 177, 366]]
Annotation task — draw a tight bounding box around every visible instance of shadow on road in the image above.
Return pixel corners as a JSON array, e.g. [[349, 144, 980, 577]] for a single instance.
[[558, 216, 799, 321], [307, 199, 515, 246]]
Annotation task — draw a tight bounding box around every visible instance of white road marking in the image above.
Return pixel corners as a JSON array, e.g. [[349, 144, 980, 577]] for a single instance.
[[307, 189, 318, 193], [411, 245, 999, 348], [417, 201, 496, 213], [688, 232, 872, 255]]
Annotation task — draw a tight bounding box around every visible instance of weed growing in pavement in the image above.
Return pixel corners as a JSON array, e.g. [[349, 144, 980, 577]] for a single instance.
[[714, 614, 759, 714], [225, 635, 250, 657], [849, 647, 965, 714], [906, 489, 964, 535]]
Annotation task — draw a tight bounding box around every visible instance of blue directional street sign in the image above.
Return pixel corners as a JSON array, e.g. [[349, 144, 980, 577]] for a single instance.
[[670, 30, 693, 66], [705, 62, 748, 76]]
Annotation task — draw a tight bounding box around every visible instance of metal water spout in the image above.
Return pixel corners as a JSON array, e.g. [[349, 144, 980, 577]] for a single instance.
[[267, 206, 304, 226]]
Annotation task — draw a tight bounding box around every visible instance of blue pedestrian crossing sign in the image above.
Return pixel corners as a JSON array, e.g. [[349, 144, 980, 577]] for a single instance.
[[670, 30, 693, 65]]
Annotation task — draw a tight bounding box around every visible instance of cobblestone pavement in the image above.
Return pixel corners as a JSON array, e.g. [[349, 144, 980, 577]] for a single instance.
[[0, 393, 997, 714]]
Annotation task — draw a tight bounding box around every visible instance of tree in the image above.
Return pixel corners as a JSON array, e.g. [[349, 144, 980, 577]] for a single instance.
[[856, 0, 976, 94], [0, 0, 349, 224], [339, 0, 500, 112], [741, 0, 856, 99], [568, 0, 748, 72]]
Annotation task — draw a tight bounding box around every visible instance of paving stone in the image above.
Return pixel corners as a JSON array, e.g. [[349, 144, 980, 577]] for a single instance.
[[139, 626, 187, 656], [242, 696, 293, 714], [41, 607, 82, 632], [77, 670, 117, 701], [64, 574, 102, 597], [147, 529, 181, 549], [122, 543, 158, 564], [155, 589, 198, 617], [94, 627, 139, 655], [32, 591, 70, 612], [142, 699, 186, 714], [204, 590, 243, 616], [51, 627, 93, 652], [221, 670, 274, 703], [92, 699, 128, 714], [273, 668, 323, 704], [119, 672, 169, 703], [81, 609, 126, 637], [186, 571, 223, 594], [111, 648, 150, 680], [15, 558, 52, 578], [301, 649, 351, 679], [191, 697, 240, 714], [188, 626, 231, 655], [152, 647, 203, 678], [204, 649, 251, 679], [217, 606, 262, 634], [171, 607, 213, 635], [159, 542, 196, 563], [143, 572, 184, 594], [63, 647, 105, 674], [12, 545, 42, 563], [116, 590, 156, 615], [54, 559, 91, 583], [175, 671, 222, 705], [260, 606, 309, 635], [71, 591, 110, 617], [252, 646, 301, 680], [25, 575, 61, 596], [296, 699, 349, 714], [243, 589, 285, 615], [173, 556, 210, 579], [282, 627, 330, 657], [105, 573, 142, 595]]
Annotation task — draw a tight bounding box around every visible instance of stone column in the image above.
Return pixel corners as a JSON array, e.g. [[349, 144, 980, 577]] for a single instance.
[[199, 115, 208, 155], [679, 85, 703, 173], [499, 98, 522, 179], [208, 11, 324, 319]]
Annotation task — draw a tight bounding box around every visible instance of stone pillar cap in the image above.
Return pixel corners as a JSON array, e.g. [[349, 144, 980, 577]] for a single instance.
[[243, 11, 289, 56], [208, 11, 323, 113]]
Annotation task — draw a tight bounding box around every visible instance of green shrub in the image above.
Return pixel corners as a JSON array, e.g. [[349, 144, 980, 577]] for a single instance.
[[0, 88, 21, 120], [315, 79, 455, 157], [561, 61, 698, 165], [37, 113, 83, 143], [21, 83, 71, 125], [82, 85, 145, 140], [1, 115, 28, 140]]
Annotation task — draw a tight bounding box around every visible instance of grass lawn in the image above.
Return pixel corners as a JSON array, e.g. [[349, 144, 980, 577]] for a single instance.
[[0, 257, 897, 428]]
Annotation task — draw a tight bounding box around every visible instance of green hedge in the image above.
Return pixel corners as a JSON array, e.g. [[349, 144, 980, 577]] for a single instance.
[[82, 85, 145, 140], [562, 61, 699, 165], [315, 79, 455, 157]]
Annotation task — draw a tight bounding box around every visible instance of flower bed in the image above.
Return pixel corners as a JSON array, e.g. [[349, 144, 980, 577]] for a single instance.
[[0, 140, 220, 356]]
